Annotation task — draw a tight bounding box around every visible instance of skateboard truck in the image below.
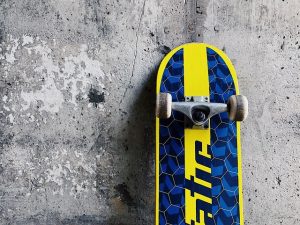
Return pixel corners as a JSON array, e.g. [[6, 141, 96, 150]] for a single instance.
[[156, 93, 248, 128]]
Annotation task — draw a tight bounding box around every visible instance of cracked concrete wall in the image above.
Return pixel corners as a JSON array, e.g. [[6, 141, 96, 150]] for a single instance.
[[0, 0, 299, 224]]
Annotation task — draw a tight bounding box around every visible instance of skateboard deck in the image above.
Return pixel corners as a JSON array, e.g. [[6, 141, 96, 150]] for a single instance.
[[156, 43, 244, 225]]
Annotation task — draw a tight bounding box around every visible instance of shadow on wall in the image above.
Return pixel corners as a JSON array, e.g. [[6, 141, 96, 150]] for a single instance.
[[99, 67, 158, 225]]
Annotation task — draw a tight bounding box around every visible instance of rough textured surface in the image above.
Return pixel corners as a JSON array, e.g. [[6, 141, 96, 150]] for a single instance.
[[0, 0, 299, 224]]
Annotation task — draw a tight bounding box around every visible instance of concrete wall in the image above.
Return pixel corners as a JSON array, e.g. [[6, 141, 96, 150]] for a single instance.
[[0, 0, 299, 224]]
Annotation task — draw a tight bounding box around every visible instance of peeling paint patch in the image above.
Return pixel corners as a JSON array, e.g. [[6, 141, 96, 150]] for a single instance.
[[41, 148, 98, 197], [22, 35, 34, 46], [21, 79, 64, 113], [8, 114, 14, 123], [46, 164, 67, 187], [2, 34, 108, 115], [3, 35, 19, 64], [2, 95, 8, 102]]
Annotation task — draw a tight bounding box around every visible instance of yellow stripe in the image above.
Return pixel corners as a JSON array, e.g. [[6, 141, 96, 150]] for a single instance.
[[155, 118, 159, 225], [184, 44, 211, 225], [237, 122, 244, 224], [184, 44, 209, 96]]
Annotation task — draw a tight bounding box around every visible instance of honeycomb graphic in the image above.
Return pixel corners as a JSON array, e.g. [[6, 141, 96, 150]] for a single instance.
[[207, 48, 240, 225], [159, 49, 185, 225], [158, 47, 240, 225]]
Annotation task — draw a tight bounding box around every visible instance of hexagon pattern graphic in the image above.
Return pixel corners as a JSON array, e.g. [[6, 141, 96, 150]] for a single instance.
[[159, 47, 240, 225], [159, 49, 185, 225], [207, 47, 240, 225]]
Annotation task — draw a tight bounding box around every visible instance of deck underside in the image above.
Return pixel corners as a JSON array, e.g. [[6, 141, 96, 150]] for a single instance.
[[156, 43, 243, 225]]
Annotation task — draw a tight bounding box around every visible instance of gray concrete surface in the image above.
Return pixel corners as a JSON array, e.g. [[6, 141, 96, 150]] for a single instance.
[[0, 0, 299, 224]]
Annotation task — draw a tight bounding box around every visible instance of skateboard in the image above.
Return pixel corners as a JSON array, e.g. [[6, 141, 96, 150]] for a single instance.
[[155, 43, 248, 225]]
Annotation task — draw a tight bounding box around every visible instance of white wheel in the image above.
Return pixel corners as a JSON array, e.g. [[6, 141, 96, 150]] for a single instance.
[[156, 93, 172, 119], [227, 95, 248, 121]]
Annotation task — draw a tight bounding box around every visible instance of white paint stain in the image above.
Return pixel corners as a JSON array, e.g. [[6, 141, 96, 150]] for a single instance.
[[8, 114, 14, 123], [4, 35, 19, 64], [21, 78, 64, 113], [3, 105, 10, 111], [2, 95, 8, 102], [62, 44, 106, 106], [0, 35, 106, 199], [22, 35, 34, 46], [3, 34, 107, 114], [46, 164, 65, 186], [42, 149, 97, 197]]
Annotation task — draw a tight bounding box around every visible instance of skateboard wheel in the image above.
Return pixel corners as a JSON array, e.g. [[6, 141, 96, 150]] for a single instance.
[[156, 93, 172, 119], [227, 95, 248, 121]]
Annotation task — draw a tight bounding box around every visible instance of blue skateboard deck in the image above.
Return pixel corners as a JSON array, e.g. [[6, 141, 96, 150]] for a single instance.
[[156, 43, 244, 225]]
